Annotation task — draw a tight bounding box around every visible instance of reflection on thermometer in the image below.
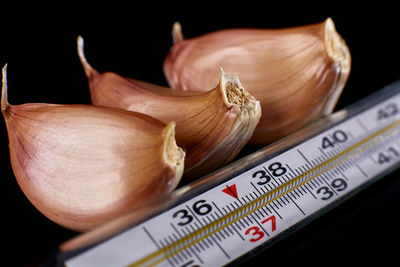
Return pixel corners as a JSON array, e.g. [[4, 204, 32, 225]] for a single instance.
[[63, 80, 400, 267]]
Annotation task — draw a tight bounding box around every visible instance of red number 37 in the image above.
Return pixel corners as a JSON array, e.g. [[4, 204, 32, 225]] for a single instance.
[[244, 215, 276, 242]]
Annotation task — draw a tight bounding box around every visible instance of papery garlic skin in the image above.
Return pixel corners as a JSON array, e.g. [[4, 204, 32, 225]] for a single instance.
[[78, 37, 261, 179], [163, 18, 351, 144], [1, 65, 184, 231]]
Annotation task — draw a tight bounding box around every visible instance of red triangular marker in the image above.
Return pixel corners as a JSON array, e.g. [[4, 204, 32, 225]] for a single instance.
[[222, 184, 238, 199]]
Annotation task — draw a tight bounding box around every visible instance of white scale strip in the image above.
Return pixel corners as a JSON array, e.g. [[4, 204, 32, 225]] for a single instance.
[[66, 92, 400, 267]]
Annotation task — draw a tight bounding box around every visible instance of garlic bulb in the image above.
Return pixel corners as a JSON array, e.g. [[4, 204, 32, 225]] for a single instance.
[[1, 65, 185, 231], [77, 37, 261, 179], [163, 18, 351, 144]]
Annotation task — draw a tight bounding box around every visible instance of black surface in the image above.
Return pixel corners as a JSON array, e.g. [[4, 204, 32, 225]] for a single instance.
[[1, 5, 400, 267]]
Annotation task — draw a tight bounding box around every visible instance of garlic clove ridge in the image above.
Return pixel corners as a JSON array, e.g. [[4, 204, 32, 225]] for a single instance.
[[1, 64, 185, 231], [77, 37, 261, 179], [163, 18, 351, 144]]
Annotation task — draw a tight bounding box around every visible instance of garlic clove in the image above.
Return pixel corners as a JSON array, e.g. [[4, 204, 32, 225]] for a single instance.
[[1, 64, 185, 231], [77, 37, 261, 178], [163, 18, 351, 144]]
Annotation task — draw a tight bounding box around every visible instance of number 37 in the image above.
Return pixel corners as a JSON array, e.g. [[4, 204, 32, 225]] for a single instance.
[[244, 215, 276, 242]]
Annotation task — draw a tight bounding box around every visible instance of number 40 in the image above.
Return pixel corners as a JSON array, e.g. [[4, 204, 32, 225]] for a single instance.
[[321, 130, 348, 149]]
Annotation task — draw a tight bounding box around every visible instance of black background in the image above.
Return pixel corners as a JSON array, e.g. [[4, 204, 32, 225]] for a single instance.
[[1, 4, 400, 266]]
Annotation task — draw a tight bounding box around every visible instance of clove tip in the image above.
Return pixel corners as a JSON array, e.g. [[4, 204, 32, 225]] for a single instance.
[[163, 121, 185, 167], [163, 121, 185, 189], [322, 17, 351, 115], [77, 35, 98, 78], [324, 17, 351, 72], [219, 68, 259, 111], [172, 21, 184, 44], [1, 63, 8, 114]]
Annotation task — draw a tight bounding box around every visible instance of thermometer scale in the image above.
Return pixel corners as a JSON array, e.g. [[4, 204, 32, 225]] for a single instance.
[[55, 79, 400, 267]]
